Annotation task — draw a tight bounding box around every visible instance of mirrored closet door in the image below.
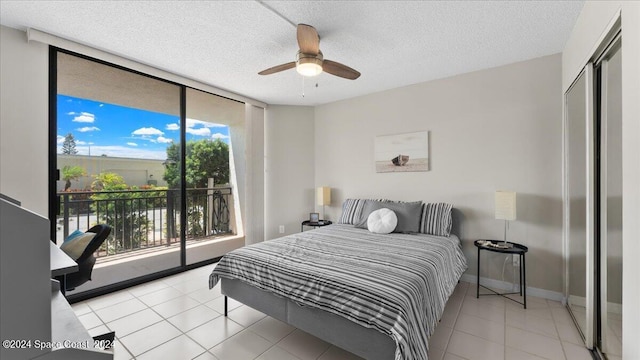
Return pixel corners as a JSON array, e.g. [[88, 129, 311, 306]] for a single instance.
[[564, 30, 621, 359], [597, 39, 622, 359], [565, 63, 593, 346]]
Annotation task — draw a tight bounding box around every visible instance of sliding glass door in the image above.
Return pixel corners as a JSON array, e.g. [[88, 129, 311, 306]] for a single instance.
[[50, 49, 247, 300], [52, 50, 184, 296], [184, 88, 241, 265], [50, 48, 245, 299]]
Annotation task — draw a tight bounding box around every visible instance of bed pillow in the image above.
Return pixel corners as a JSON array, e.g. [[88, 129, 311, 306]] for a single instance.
[[338, 199, 366, 224], [419, 202, 453, 236], [355, 200, 422, 233], [367, 208, 397, 234], [60, 232, 96, 260], [337, 198, 387, 224]]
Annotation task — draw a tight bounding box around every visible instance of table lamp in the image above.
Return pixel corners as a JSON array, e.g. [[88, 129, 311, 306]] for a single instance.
[[317, 187, 331, 220], [495, 190, 516, 248]]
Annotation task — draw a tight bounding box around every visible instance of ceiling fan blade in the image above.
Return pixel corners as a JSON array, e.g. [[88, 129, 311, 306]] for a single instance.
[[297, 24, 320, 55], [258, 61, 296, 75], [322, 60, 361, 80]]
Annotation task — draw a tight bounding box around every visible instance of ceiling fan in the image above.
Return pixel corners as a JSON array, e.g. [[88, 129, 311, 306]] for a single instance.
[[258, 24, 361, 80]]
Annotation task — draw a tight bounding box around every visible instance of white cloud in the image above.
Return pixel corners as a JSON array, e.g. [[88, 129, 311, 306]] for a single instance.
[[57, 135, 65, 144], [76, 140, 87, 145], [127, 142, 138, 147], [157, 136, 173, 144], [186, 118, 225, 128], [66, 111, 76, 115], [165, 119, 226, 137], [211, 133, 229, 140], [132, 127, 164, 136], [77, 126, 100, 132], [184, 118, 226, 137], [72, 112, 96, 123], [186, 127, 211, 136]]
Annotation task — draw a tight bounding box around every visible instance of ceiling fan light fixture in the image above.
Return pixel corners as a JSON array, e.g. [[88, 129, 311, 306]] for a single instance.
[[296, 61, 323, 77], [296, 51, 323, 77]]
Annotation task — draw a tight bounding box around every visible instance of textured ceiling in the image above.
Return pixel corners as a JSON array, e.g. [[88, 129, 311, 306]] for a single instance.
[[0, 1, 584, 106]]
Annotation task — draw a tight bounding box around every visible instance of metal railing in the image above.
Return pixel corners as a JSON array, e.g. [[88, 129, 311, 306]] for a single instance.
[[57, 187, 233, 259]]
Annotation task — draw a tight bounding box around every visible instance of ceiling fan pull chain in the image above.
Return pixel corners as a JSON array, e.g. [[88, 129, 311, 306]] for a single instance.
[[302, 76, 305, 98]]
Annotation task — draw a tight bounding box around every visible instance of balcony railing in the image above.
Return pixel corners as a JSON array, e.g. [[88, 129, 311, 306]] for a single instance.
[[57, 187, 233, 259]]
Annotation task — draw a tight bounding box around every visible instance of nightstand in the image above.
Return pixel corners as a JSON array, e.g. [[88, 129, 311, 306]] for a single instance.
[[301, 220, 332, 232], [474, 239, 528, 309]]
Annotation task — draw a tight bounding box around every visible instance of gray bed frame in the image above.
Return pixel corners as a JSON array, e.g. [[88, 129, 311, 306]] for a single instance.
[[221, 209, 464, 360], [222, 278, 395, 359]]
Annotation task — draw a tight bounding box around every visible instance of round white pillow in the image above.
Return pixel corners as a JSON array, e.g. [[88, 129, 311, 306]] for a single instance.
[[367, 208, 398, 234]]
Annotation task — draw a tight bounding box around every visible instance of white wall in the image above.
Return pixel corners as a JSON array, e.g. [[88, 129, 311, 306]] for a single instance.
[[562, 2, 640, 358], [0, 199, 51, 360], [0, 26, 49, 214], [621, 7, 640, 358], [314, 54, 564, 293], [264, 105, 315, 240], [243, 104, 265, 245]]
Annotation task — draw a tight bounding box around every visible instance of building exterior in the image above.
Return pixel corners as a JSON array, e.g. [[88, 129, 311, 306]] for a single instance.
[[57, 154, 167, 190]]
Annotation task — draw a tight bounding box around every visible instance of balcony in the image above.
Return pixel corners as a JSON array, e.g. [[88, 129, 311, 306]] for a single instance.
[[57, 186, 236, 260], [56, 186, 243, 294]]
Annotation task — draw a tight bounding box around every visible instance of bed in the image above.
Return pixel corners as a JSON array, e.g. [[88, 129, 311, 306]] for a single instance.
[[209, 204, 467, 360]]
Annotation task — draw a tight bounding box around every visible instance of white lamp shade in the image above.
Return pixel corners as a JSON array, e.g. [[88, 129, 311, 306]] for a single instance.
[[317, 187, 331, 206], [495, 191, 516, 220]]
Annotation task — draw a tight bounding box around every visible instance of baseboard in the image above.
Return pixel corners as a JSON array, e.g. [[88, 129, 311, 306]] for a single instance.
[[568, 294, 622, 315], [461, 274, 565, 303]]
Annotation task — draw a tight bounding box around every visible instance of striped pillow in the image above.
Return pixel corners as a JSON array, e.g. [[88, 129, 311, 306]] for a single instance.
[[338, 199, 368, 224], [338, 198, 388, 225], [419, 203, 453, 236]]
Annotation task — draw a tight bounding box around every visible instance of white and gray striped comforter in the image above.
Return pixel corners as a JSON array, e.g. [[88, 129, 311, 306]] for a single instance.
[[209, 224, 467, 360]]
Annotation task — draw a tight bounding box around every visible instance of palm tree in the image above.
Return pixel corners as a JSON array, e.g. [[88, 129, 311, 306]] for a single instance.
[[62, 165, 86, 191]]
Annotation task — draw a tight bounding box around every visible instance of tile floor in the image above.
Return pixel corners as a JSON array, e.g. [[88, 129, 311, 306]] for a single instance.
[[71, 264, 593, 360]]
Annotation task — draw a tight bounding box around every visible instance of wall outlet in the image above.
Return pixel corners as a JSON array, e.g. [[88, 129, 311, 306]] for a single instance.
[[512, 254, 520, 267], [279, 225, 285, 234]]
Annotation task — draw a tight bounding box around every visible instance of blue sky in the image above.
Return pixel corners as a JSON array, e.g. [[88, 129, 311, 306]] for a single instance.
[[57, 95, 230, 160]]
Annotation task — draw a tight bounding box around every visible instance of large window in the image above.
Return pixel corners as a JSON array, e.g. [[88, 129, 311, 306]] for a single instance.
[[51, 50, 241, 299]]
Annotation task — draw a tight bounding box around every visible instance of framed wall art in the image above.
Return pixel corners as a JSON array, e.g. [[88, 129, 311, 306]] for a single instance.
[[375, 131, 429, 173]]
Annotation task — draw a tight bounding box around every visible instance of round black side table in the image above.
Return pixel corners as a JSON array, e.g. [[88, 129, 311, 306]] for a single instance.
[[474, 239, 528, 309], [301, 220, 333, 232]]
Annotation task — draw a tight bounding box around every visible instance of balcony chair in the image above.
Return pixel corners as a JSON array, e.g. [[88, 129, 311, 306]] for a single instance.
[[58, 224, 111, 292]]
